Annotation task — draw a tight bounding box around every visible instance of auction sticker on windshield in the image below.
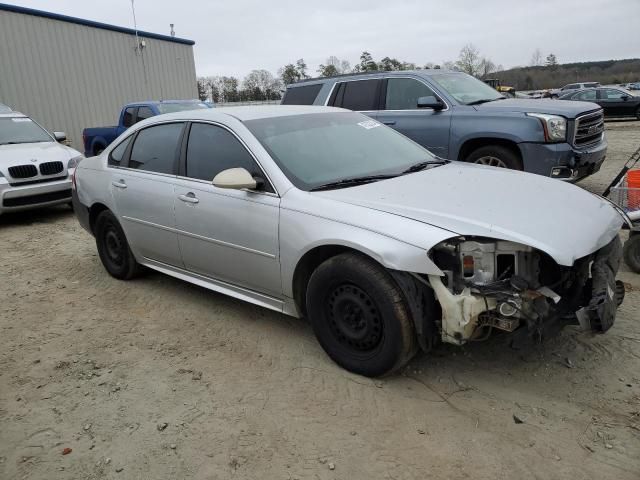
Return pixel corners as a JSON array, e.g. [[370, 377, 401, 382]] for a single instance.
[[357, 120, 381, 130]]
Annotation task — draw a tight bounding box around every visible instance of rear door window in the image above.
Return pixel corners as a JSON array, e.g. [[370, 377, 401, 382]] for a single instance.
[[331, 79, 381, 111], [128, 123, 184, 174], [281, 84, 323, 105], [136, 106, 154, 123], [108, 136, 132, 167], [601, 89, 626, 100], [122, 107, 136, 128], [384, 78, 437, 110], [575, 90, 597, 101]]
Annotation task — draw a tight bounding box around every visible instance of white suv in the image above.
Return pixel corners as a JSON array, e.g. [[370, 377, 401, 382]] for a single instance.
[[0, 110, 82, 215]]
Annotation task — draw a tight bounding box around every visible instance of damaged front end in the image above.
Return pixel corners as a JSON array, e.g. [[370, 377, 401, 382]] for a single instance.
[[427, 236, 624, 348]]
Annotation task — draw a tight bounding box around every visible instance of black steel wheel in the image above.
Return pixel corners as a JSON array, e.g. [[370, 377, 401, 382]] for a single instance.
[[306, 252, 417, 377], [95, 210, 141, 280], [623, 233, 640, 273]]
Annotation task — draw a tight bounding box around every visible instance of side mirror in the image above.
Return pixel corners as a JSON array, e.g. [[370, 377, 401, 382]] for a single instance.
[[417, 96, 444, 110], [212, 167, 258, 190], [53, 131, 67, 142]]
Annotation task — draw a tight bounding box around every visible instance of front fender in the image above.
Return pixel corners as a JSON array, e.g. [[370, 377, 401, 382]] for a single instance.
[[280, 208, 444, 299]]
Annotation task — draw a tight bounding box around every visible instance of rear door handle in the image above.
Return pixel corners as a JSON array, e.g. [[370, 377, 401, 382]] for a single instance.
[[178, 193, 199, 204], [111, 180, 127, 189], [382, 121, 396, 126]]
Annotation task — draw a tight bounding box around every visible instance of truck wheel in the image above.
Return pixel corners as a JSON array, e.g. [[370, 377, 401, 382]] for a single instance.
[[623, 234, 640, 273], [94, 146, 105, 156], [306, 252, 417, 377], [466, 145, 523, 170], [95, 210, 141, 280]]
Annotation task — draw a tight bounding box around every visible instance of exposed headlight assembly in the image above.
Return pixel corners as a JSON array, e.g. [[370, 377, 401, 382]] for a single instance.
[[68, 155, 82, 169], [527, 113, 567, 142]]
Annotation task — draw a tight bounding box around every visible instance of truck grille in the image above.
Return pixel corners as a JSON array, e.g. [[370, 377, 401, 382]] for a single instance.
[[8, 164, 38, 179], [573, 110, 604, 148], [39, 161, 64, 175]]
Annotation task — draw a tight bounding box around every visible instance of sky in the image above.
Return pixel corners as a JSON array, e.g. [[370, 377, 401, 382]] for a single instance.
[[7, 0, 640, 79]]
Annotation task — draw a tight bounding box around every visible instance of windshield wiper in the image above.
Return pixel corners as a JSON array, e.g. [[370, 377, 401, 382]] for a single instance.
[[402, 159, 449, 174], [310, 174, 397, 191], [466, 97, 506, 106]]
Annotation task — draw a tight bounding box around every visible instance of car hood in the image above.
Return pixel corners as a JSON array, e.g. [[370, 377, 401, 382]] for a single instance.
[[475, 98, 600, 118], [314, 162, 622, 266], [0, 141, 80, 169]]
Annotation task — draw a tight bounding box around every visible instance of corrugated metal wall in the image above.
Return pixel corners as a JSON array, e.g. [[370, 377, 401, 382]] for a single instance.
[[0, 9, 197, 150]]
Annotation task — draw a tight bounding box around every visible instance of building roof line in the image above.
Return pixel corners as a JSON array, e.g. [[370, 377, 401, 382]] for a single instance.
[[0, 2, 195, 46]]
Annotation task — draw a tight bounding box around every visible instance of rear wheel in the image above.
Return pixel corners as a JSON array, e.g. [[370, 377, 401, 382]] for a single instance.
[[95, 210, 141, 280], [466, 145, 523, 171], [623, 233, 640, 273], [94, 146, 105, 156], [306, 252, 417, 377]]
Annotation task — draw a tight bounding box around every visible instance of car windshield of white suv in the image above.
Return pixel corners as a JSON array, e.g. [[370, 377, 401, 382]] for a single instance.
[[157, 102, 209, 114], [245, 112, 446, 191], [430, 73, 504, 105], [0, 117, 53, 145]]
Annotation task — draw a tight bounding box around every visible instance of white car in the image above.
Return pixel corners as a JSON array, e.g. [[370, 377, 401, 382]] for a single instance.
[[0, 111, 82, 215]]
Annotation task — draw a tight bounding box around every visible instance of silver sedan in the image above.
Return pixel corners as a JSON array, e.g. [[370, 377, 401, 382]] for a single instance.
[[72, 106, 624, 377]]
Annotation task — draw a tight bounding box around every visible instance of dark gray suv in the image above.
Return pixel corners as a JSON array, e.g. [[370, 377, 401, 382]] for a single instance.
[[282, 70, 607, 181]]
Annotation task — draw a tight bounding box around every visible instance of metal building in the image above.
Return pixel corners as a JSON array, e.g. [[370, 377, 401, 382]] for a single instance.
[[0, 3, 197, 150]]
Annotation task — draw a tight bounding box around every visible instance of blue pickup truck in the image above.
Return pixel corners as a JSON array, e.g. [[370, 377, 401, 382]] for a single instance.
[[82, 100, 210, 156], [282, 70, 607, 181]]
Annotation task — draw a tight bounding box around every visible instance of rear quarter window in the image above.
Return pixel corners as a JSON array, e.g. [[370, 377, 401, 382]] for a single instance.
[[281, 84, 323, 105]]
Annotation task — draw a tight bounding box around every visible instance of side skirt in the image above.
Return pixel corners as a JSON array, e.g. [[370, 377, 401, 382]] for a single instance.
[[141, 258, 292, 316]]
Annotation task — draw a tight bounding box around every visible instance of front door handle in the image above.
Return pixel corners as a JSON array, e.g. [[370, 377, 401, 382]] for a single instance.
[[382, 120, 396, 126], [178, 193, 199, 204], [111, 180, 127, 189]]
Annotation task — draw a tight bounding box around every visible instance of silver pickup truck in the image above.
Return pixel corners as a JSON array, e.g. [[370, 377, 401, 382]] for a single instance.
[[282, 70, 607, 181]]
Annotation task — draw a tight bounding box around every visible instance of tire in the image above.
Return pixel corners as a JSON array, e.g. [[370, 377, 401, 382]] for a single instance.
[[94, 146, 105, 157], [306, 252, 417, 377], [635, 106, 640, 121], [95, 210, 141, 280], [466, 145, 524, 170], [623, 234, 640, 273]]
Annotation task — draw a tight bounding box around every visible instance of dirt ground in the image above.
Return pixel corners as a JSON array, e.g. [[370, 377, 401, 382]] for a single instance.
[[1, 121, 639, 480]]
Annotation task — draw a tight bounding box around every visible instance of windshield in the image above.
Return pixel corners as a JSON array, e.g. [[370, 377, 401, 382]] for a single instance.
[[245, 112, 437, 191], [157, 102, 209, 114], [430, 73, 504, 105], [0, 117, 52, 145]]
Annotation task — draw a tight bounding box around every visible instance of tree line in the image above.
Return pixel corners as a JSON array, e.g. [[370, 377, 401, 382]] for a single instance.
[[196, 45, 639, 102]]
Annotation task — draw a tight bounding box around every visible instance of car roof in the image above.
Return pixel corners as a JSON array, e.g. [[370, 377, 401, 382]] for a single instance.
[[145, 105, 348, 123], [286, 69, 459, 87], [0, 111, 27, 118], [126, 99, 205, 107]]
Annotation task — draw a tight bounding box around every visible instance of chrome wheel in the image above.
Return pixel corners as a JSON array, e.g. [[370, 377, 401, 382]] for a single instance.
[[474, 156, 508, 168]]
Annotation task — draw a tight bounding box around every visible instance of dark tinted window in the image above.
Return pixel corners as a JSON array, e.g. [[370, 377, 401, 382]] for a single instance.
[[136, 106, 154, 123], [602, 89, 626, 100], [108, 136, 132, 167], [128, 123, 183, 174], [186, 123, 270, 190], [122, 107, 136, 127], [575, 90, 597, 101], [332, 79, 380, 111], [281, 84, 323, 105], [385, 78, 436, 110]]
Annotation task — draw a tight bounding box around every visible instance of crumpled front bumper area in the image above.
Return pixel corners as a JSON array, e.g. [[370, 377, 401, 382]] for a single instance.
[[577, 235, 623, 333], [427, 235, 624, 349]]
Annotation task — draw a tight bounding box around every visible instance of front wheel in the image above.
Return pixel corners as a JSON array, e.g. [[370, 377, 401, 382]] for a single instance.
[[466, 145, 524, 171], [306, 253, 417, 377], [623, 233, 640, 273], [95, 210, 141, 280]]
